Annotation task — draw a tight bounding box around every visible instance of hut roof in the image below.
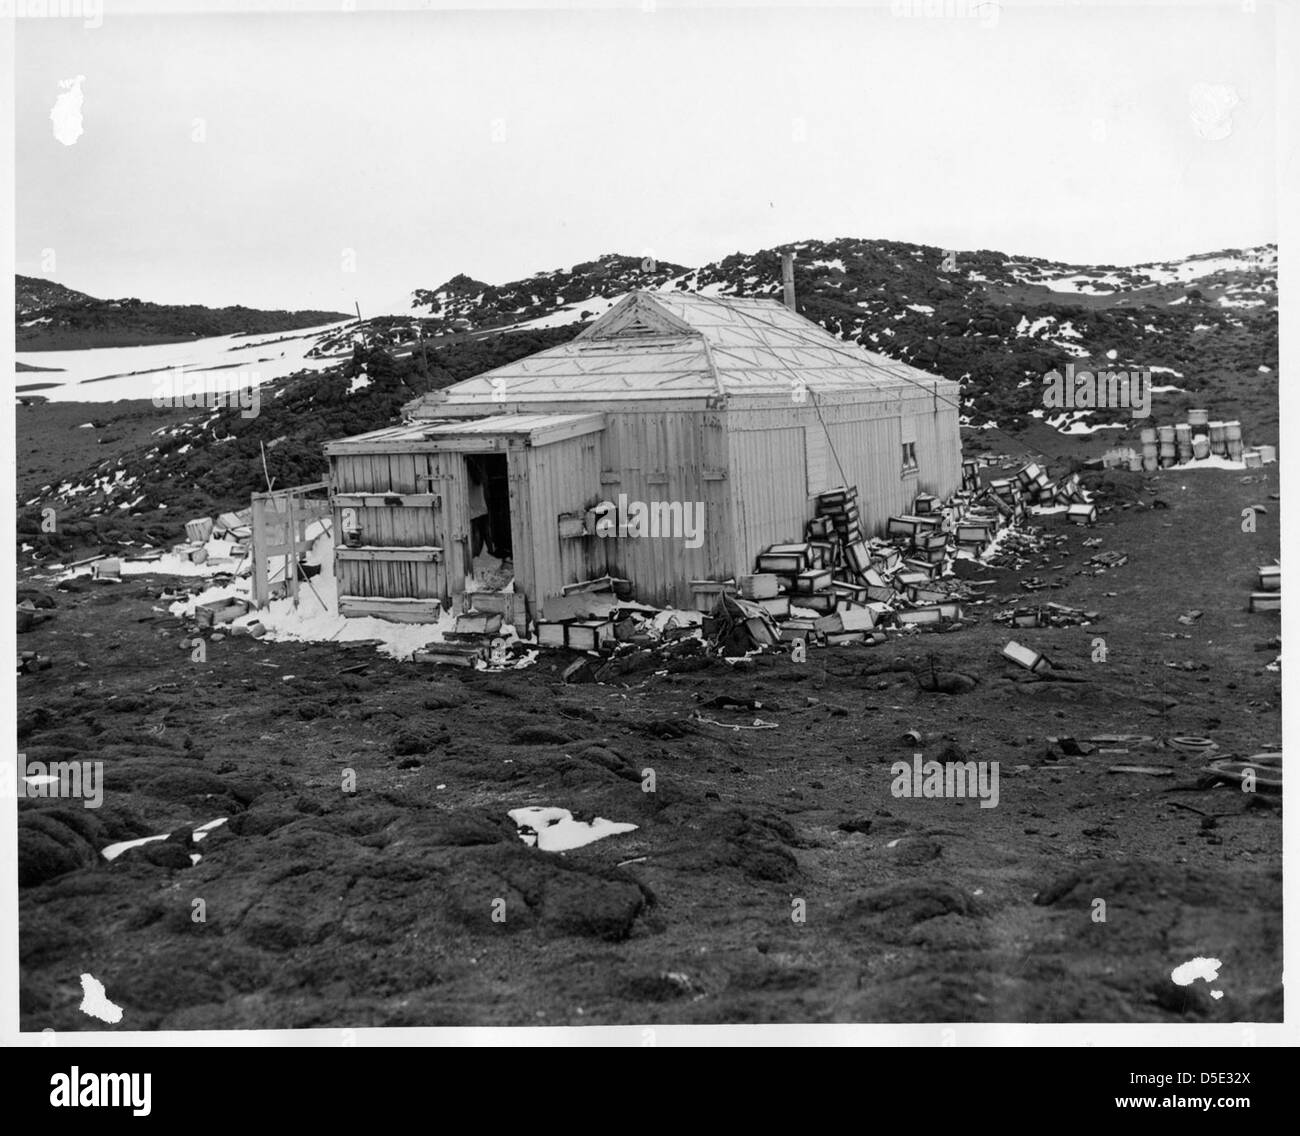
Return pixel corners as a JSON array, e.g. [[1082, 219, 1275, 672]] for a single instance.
[[416, 291, 955, 409]]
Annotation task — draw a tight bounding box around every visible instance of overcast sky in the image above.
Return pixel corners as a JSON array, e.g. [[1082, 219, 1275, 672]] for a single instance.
[[14, 0, 1278, 314]]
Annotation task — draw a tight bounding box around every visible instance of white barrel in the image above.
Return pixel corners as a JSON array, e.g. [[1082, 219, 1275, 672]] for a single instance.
[[1209, 422, 1227, 454], [1175, 424, 1192, 444], [1158, 425, 1176, 444], [1188, 408, 1210, 427], [1227, 439, 1243, 460], [1259, 444, 1276, 463], [1128, 455, 1143, 472], [1192, 436, 1211, 460], [1225, 421, 1242, 443], [1142, 454, 1159, 471], [1243, 450, 1263, 468], [1140, 428, 1157, 445]]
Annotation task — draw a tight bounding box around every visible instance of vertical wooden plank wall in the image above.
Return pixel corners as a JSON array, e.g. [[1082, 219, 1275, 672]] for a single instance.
[[522, 432, 605, 609], [597, 408, 730, 608], [330, 449, 452, 602]]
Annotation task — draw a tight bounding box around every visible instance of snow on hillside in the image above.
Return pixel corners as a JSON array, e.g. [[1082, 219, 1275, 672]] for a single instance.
[[16, 320, 352, 402], [1001, 245, 1276, 298]]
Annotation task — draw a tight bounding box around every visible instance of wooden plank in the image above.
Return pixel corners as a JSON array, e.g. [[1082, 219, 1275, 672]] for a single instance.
[[251, 480, 328, 500], [432, 437, 513, 454], [286, 493, 298, 607], [324, 440, 466, 456], [333, 493, 441, 508], [509, 441, 536, 607], [339, 597, 447, 621], [527, 413, 606, 446], [336, 546, 443, 563], [251, 496, 267, 607], [413, 643, 488, 667]]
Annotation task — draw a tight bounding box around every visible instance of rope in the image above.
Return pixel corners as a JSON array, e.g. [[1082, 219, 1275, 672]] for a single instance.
[[809, 388, 850, 491]]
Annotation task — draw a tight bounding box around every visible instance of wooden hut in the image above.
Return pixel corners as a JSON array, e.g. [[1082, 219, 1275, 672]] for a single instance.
[[323, 290, 962, 619]]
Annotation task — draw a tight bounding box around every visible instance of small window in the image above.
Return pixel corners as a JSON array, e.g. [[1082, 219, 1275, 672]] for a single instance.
[[901, 441, 918, 474]]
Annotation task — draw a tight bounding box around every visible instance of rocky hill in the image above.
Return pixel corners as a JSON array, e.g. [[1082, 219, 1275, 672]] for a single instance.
[[15, 274, 351, 351], [16, 240, 1277, 563], [319, 240, 1278, 434]]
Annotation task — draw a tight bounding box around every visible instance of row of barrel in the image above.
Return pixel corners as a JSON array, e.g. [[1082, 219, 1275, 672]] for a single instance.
[[1135, 411, 1275, 470]]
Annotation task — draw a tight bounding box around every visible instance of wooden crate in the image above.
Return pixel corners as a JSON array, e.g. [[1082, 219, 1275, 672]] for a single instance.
[[739, 573, 782, 600], [536, 622, 569, 648], [792, 568, 833, 594], [413, 643, 487, 667], [566, 619, 615, 651]]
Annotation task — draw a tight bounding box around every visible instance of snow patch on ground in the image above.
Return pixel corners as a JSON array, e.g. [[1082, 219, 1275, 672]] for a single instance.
[[509, 807, 638, 852], [1171, 454, 1247, 471]]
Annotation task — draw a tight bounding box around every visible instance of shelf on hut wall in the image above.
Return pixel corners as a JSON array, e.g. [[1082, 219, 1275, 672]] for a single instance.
[[333, 493, 441, 509], [335, 546, 443, 563]]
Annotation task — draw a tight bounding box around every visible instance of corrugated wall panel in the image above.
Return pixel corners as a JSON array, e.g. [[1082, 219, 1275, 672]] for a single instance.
[[725, 393, 962, 574]]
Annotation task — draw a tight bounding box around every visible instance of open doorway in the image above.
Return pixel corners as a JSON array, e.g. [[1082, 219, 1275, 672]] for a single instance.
[[466, 453, 513, 591]]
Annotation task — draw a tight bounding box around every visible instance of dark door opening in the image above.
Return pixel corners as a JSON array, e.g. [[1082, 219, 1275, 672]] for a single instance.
[[466, 453, 513, 586]]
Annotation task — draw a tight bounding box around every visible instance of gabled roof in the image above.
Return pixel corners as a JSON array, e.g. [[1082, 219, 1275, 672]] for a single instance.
[[420, 291, 954, 408]]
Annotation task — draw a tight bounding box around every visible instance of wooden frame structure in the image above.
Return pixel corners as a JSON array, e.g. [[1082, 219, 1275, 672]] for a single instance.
[[250, 481, 332, 608]]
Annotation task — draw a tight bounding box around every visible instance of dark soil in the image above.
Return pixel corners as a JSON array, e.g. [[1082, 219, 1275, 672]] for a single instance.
[[16, 463, 1281, 1029]]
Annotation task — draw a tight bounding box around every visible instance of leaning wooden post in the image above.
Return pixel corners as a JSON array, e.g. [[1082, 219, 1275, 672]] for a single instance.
[[287, 492, 300, 608], [251, 494, 268, 608]]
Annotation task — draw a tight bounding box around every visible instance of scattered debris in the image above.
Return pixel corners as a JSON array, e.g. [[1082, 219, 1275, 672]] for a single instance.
[[16, 601, 56, 634], [1167, 736, 1219, 756], [1203, 754, 1281, 793], [1108, 765, 1174, 777], [996, 601, 1098, 629], [1083, 550, 1129, 575], [1003, 640, 1050, 672], [1050, 737, 1095, 756], [693, 715, 778, 732], [413, 642, 489, 668]]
